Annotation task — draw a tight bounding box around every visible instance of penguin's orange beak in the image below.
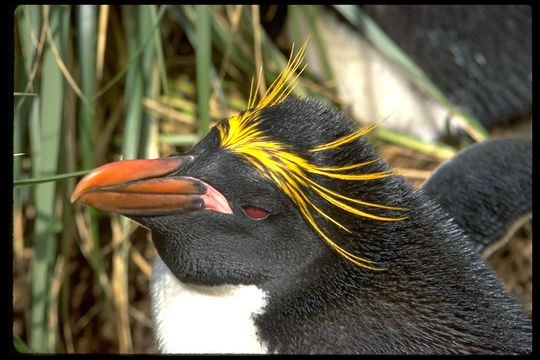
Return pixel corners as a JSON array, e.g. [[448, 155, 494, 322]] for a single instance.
[[71, 156, 232, 216]]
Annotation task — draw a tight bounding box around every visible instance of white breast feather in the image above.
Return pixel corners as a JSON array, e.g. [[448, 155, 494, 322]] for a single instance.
[[149, 256, 269, 354]]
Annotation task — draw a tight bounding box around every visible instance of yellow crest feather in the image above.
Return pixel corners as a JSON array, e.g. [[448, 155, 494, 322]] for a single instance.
[[216, 40, 407, 270]]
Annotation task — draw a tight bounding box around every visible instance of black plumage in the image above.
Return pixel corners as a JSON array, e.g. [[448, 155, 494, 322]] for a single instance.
[[363, 5, 532, 130], [72, 95, 531, 354], [422, 138, 532, 255]]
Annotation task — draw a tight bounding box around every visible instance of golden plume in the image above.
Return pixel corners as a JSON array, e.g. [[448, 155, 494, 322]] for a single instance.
[[216, 40, 407, 270]]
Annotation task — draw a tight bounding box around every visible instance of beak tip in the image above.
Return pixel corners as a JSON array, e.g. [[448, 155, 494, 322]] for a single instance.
[[70, 183, 86, 204]]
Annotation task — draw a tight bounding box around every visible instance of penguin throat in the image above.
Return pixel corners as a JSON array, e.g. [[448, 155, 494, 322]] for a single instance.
[[149, 256, 269, 354]]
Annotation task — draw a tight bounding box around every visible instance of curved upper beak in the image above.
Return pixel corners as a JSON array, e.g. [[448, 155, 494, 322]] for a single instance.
[[71, 156, 232, 216]]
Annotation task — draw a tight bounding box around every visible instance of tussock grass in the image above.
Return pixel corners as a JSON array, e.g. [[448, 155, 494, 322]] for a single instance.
[[13, 5, 472, 353]]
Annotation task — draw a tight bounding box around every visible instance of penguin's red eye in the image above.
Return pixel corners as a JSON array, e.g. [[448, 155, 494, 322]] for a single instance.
[[242, 206, 269, 220]]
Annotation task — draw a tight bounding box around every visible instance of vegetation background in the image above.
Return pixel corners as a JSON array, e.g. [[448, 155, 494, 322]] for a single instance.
[[12, 5, 531, 353]]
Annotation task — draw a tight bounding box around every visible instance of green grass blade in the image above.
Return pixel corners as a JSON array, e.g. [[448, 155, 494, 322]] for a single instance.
[[333, 5, 489, 142], [123, 6, 144, 160], [158, 134, 200, 146], [376, 127, 456, 160], [138, 5, 158, 158], [150, 5, 170, 97], [140, 6, 156, 74], [14, 8, 33, 202], [30, 5, 68, 352], [14, 6, 41, 190], [77, 5, 97, 169], [15, 6, 45, 112], [143, 72, 161, 159], [287, 6, 304, 51], [17, 5, 41, 75], [14, 333, 33, 353], [170, 6, 225, 121], [302, 6, 334, 84], [195, 5, 211, 136], [14, 169, 91, 188], [74, 5, 104, 304]]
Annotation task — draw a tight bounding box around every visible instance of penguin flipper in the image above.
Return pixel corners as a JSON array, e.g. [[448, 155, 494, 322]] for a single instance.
[[422, 138, 532, 257]]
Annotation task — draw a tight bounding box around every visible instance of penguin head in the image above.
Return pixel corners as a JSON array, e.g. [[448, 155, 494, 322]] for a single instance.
[[131, 116, 328, 287], [71, 45, 408, 287]]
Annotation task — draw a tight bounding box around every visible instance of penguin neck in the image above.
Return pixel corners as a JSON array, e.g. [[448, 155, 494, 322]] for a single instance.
[[260, 249, 374, 318], [149, 256, 269, 354]]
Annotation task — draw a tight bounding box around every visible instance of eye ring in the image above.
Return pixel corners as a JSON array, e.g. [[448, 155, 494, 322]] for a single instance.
[[242, 205, 270, 220]]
